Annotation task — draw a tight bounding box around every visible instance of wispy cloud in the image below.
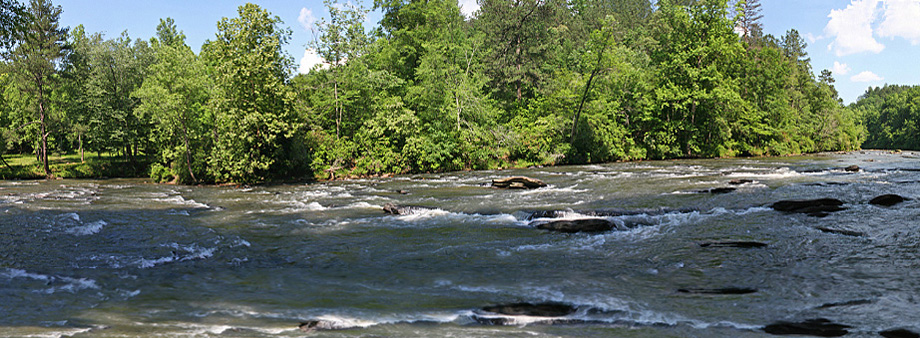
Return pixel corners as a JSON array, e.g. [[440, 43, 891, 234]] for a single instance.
[[850, 70, 884, 82], [833, 61, 852, 75], [825, 0, 884, 56], [299, 8, 316, 32]]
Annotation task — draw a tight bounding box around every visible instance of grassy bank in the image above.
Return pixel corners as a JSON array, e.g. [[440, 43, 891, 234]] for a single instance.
[[0, 153, 150, 180]]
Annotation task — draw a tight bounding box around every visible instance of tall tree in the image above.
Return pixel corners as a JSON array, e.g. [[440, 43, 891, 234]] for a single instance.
[[203, 3, 303, 183], [135, 18, 211, 183], [0, 0, 25, 53], [9, 0, 66, 177], [311, 0, 369, 138], [735, 0, 763, 46]]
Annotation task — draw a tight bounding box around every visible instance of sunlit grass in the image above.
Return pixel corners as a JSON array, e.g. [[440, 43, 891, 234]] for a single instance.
[[1, 152, 147, 179]]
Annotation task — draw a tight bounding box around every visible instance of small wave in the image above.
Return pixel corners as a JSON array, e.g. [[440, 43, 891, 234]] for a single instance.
[[135, 243, 217, 268], [157, 195, 210, 209], [1, 268, 100, 294], [66, 220, 106, 235]]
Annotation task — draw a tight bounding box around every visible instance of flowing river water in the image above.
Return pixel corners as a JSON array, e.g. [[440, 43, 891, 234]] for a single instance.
[[2, 150, 919, 337]]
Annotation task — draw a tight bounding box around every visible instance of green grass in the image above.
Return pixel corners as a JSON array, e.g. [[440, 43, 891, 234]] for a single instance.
[[1, 152, 150, 179]]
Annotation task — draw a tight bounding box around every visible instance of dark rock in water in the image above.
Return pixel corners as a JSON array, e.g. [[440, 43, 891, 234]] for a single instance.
[[845, 165, 861, 172], [383, 203, 431, 215], [491, 176, 547, 189], [816, 226, 866, 237], [532, 218, 617, 233], [299, 320, 347, 332], [695, 187, 737, 194], [473, 302, 581, 325], [763, 318, 851, 337], [816, 299, 874, 309], [881, 328, 920, 338], [771, 199, 846, 216], [481, 302, 576, 317], [677, 287, 757, 295], [699, 241, 768, 248], [395, 190, 409, 195], [729, 179, 755, 185], [527, 208, 698, 221], [870, 194, 908, 206]]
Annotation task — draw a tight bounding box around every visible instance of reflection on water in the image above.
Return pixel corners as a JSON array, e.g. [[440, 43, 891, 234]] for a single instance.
[[1, 150, 919, 337]]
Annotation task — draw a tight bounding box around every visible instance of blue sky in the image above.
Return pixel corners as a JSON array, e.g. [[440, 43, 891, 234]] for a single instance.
[[55, 0, 918, 104]]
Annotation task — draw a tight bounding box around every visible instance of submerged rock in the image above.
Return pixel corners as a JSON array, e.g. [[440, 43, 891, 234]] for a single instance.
[[473, 302, 579, 325], [870, 194, 908, 207], [695, 187, 737, 194], [481, 302, 577, 317], [770, 198, 846, 216], [816, 299, 874, 309], [816, 226, 866, 237], [532, 218, 617, 233], [699, 241, 768, 248], [729, 179, 755, 185], [677, 287, 757, 295], [762, 318, 851, 337], [491, 176, 547, 189], [299, 320, 345, 332], [881, 328, 920, 338], [383, 203, 432, 215]]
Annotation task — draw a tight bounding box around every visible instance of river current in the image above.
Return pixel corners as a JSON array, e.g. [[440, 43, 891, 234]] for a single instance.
[[1, 150, 919, 337]]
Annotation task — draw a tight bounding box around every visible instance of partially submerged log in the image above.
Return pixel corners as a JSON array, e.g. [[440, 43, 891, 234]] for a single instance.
[[492, 176, 547, 189], [532, 218, 617, 233]]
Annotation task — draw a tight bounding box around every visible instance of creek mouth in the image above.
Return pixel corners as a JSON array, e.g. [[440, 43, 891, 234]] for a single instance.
[[1, 151, 919, 337]]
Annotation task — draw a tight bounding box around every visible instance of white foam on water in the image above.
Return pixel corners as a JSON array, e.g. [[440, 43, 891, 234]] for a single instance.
[[135, 243, 217, 268], [65, 220, 106, 235], [157, 195, 210, 209], [338, 201, 381, 210], [1, 268, 100, 294], [727, 167, 801, 179]]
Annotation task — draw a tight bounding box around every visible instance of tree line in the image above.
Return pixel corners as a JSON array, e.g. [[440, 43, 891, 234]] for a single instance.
[[0, 0, 873, 183]]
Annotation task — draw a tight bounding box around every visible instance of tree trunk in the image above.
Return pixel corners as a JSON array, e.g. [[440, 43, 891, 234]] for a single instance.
[[39, 99, 51, 178], [182, 123, 197, 183], [79, 133, 84, 163]]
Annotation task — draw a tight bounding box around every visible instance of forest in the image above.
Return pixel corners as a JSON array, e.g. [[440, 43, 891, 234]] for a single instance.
[[0, 0, 910, 184]]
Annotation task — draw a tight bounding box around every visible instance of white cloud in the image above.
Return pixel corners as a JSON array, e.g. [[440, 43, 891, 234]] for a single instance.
[[298, 8, 316, 32], [877, 0, 920, 44], [850, 70, 884, 82], [802, 32, 822, 44], [458, 0, 480, 18], [825, 0, 885, 56], [832, 61, 852, 75], [299, 49, 325, 74]]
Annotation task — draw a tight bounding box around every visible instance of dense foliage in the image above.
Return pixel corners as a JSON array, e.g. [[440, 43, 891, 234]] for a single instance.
[[851, 85, 920, 150], [1, 0, 870, 183]]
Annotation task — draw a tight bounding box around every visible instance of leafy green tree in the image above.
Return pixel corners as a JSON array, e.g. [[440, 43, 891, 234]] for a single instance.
[[203, 3, 303, 183], [135, 18, 211, 183], [648, 0, 745, 158], [311, 0, 369, 138], [0, 0, 25, 53], [8, 0, 66, 177]]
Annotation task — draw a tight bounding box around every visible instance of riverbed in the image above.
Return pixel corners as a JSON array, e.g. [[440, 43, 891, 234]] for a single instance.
[[1, 151, 918, 337]]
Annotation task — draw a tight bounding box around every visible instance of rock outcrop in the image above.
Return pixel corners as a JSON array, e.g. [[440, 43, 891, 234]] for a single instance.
[[699, 241, 768, 248], [762, 318, 851, 337], [473, 302, 578, 325], [677, 287, 757, 295], [383, 203, 432, 215], [491, 176, 547, 189], [532, 218, 617, 233], [870, 194, 908, 207], [880, 328, 920, 338], [770, 198, 846, 217]]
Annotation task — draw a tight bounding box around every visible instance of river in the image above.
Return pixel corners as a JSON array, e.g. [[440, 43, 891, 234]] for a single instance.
[[1, 150, 919, 337]]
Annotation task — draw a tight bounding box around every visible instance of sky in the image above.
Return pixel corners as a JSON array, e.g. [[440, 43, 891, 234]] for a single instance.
[[54, 0, 919, 104]]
